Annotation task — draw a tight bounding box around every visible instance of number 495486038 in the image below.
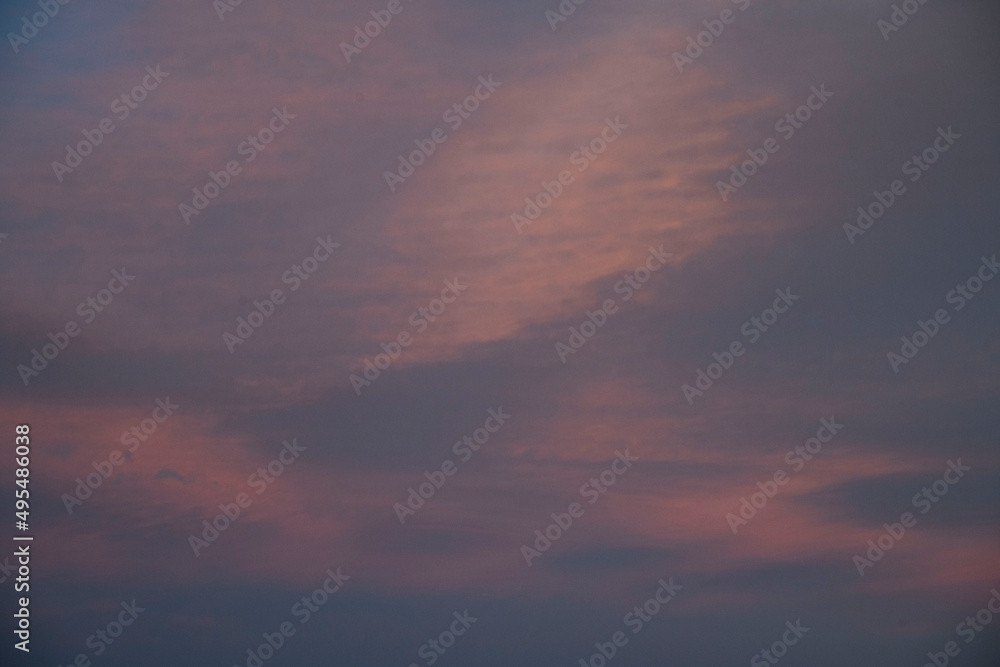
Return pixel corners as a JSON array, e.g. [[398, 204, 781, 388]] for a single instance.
[[15, 424, 30, 531]]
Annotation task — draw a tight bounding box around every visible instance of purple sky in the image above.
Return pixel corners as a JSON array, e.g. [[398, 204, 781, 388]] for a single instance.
[[1, 0, 999, 666]]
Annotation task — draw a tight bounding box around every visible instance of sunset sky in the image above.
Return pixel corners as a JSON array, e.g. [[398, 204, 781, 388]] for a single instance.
[[1, 0, 999, 665]]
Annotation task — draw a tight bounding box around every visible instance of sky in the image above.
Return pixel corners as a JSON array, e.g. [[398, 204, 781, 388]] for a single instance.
[[0, 0, 999, 665]]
